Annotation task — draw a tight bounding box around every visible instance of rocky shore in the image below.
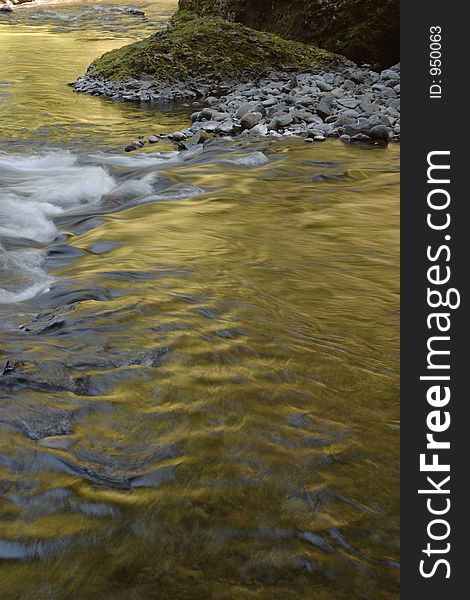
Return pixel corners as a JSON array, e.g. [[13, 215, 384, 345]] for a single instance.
[[70, 4, 400, 149], [74, 63, 400, 149]]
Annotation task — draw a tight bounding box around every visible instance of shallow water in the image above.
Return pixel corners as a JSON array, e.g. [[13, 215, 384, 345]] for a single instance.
[[0, 2, 400, 599]]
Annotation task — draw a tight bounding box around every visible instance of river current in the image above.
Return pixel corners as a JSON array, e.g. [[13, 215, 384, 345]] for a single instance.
[[0, 2, 399, 599]]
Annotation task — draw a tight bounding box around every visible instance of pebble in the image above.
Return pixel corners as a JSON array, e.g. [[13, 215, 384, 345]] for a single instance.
[[167, 131, 185, 141]]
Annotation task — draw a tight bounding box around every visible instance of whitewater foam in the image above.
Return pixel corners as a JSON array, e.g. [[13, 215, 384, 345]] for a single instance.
[[0, 151, 115, 304]]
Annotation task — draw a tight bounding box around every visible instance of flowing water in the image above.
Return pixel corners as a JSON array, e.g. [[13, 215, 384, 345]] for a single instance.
[[0, 2, 400, 599]]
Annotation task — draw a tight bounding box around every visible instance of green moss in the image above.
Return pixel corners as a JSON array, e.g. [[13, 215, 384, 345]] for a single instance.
[[88, 17, 346, 82], [177, 0, 400, 67]]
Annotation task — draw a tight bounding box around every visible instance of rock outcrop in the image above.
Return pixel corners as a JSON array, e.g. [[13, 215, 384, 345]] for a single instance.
[[79, 15, 346, 84], [178, 0, 399, 68]]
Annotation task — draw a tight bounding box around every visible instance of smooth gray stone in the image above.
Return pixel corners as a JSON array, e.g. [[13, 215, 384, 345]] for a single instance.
[[218, 119, 234, 134], [316, 80, 332, 92], [235, 102, 256, 119], [337, 97, 361, 109], [316, 97, 333, 120], [369, 125, 391, 141], [343, 79, 356, 90], [240, 111, 263, 130], [351, 133, 373, 143], [268, 113, 294, 130], [380, 69, 400, 81]]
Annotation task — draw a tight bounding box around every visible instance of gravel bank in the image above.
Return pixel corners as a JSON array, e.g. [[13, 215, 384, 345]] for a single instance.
[[74, 63, 400, 148]]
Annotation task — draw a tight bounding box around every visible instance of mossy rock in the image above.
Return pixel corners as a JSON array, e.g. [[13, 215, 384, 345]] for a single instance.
[[88, 16, 346, 82], [178, 0, 399, 68]]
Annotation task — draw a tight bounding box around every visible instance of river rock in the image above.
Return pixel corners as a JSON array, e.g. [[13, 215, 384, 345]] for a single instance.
[[381, 69, 400, 81], [250, 123, 269, 136], [236, 102, 256, 119], [262, 98, 278, 108], [316, 80, 332, 92], [294, 109, 316, 124], [189, 130, 212, 145], [334, 114, 354, 128], [201, 121, 219, 132], [148, 135, 159, 143], [343, 117, 379, 137], [343, 79, 356, 90], [268, 113, 294, 131], [337, 97, 361, 109], [368, 125, 391, 141], [199, 107, 214, 121], [240, 111, 263, 130], [212, 111, 232, 122], [168, 131, 186, 141], [360, 101, 381, 115], [316, 97, 333, 120], [381, 87, 397, 98], [351, 133, 372, 143], [125, 7, 145, 16], [218, 119, 234, 134]]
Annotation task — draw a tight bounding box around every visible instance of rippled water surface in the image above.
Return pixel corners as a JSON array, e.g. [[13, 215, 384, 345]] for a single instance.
[[0, 2, 400, 599]]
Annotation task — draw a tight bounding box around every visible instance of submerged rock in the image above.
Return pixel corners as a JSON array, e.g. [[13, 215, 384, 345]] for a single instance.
[[125, 7, 145, 16]]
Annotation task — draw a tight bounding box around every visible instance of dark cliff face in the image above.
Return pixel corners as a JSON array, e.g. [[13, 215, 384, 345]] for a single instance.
[[178, 0, 399, 68]]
